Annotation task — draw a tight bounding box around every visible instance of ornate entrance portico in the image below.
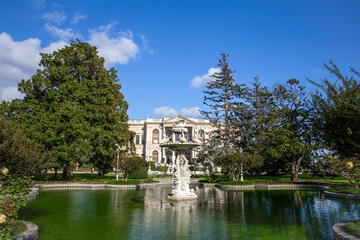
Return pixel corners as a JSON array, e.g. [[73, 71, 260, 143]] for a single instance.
[[128, 115, 215, 166]]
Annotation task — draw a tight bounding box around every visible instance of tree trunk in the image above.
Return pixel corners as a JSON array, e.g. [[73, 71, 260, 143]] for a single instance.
[[62, 165, 74, 181], [54, 167, 58, 179], [291, 155, 303, 181], [291, 163, 298, 181]]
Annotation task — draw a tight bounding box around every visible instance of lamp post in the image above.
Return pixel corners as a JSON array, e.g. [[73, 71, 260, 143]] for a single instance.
[[115, 143, 126, 181]]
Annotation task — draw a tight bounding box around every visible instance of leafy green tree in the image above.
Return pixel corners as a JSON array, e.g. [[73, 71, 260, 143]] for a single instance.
[[231, 77, 276, 172], [119, 156, 147, 182], [2, 40, 133, 180], [266, 79, 314, 181], [0, 119, 48, 177], [308, 61, 360, 158], [308, 61, 360, 186], [214, 152, 263, 181]]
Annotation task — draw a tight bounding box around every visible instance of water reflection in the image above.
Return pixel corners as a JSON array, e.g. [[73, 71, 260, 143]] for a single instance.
[[20, 187, 360, 240]]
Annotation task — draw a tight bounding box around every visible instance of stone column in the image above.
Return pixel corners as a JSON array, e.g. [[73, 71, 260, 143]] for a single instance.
[[172, 151, 176, 167]]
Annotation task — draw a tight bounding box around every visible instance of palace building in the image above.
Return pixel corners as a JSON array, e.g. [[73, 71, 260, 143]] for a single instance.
[[128, 115, 215, 166]]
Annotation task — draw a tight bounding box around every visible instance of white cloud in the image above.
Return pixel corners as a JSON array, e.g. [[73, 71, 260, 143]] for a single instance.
[[154, 106, 178, 117], [0, 33, 42, 85], [153, 106, 201, 117], [0, 32, 68, 102], [72, 12, 87, 24], [0, 87, 24, 102], [31, 0, 46, 9], [138, 34, 154, 54], [42, 10, 66, 25], [88, 23, 140, 66], [0, 21, 146, 101], [180, 107, 201, 117], [45, 23, 77, 40], [191, 67, 220, 88], [41, 40, 67, 53]]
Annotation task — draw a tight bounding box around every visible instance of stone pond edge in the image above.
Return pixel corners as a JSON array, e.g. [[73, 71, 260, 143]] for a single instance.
[[333, 222, 359, 240], [12, 221, 38, 240], [32, 182, 360, 201]]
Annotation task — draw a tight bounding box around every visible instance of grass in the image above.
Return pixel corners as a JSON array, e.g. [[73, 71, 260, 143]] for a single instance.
[[33, 173, 118, 183], [328, 188, 360, 195], [198, 174, 352, 186], [33, 173, 161, 185], [106, 179, 159, 185], [217, 180, 254, 185], [106, 179, 141, 185], [345, 221, 360, 238], [10, 221, 27, 237]]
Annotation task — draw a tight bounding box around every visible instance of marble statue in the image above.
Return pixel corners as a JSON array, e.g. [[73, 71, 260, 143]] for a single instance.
[[160, 117, 200, 201]]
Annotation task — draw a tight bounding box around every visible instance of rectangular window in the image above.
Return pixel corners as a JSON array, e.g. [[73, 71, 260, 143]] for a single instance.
[[142, 135, 145, 144], [136, 135, 140, 145]]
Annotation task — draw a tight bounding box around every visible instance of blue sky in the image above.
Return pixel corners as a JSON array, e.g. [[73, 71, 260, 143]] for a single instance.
[[0, 0, 359, 119]]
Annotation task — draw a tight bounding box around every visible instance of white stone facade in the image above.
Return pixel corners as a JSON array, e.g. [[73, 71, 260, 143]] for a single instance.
[[128, 115, 215, 166]]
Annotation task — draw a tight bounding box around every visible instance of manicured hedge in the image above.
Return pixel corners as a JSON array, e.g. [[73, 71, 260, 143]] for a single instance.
[[129, 167, 148, 179]]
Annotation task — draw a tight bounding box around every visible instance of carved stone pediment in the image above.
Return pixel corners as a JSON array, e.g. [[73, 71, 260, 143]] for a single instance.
[[163, 115, 197, 124]]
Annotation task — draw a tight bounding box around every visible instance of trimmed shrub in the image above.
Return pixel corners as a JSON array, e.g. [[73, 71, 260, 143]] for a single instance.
[[129, 167, 148, 179], [150, 162, 156, 171], [158, 166, 168, 172]]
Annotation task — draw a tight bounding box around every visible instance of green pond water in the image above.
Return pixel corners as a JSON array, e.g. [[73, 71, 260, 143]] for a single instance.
[[19, 186, 359, 240]]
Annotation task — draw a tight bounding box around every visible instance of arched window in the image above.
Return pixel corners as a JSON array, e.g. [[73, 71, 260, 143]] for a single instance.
[[153, 129, 159, 144], [198, 130, 205, 143], [152, 150, 158, 162]]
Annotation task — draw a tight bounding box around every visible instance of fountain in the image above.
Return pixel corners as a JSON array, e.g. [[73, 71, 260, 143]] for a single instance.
[[160, 117, 201, 201]]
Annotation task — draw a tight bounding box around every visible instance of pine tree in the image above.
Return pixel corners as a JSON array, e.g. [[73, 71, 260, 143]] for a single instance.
[[201, 53, 240, 147]]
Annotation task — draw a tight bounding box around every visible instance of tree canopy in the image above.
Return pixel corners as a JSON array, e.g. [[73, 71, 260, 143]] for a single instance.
[[1, 40, 133, 180], [309, 61, 360, 159]]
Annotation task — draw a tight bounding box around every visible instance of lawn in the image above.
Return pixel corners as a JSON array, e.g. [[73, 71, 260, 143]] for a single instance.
[[199, 174, 352, 186], [33, 173, 119, 183], [345, 221, 360, 238]]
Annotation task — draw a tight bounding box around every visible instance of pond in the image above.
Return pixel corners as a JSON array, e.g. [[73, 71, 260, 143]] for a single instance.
[[19, 186, 359, 240]]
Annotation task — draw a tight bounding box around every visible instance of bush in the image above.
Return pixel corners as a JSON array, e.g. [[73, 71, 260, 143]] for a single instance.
[[0, 119, 49, 177], [158, 166, 168, 172], [150, 162, 156, 171], [129, 167, 148, 179], [0, 169, 31, 240], [120, 156, 147, 181]]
